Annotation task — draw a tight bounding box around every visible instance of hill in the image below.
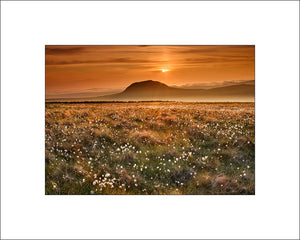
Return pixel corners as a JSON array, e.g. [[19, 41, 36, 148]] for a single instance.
[[95, 80, 254, 102]]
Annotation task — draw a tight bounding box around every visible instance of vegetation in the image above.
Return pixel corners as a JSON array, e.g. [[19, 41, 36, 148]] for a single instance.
[[45, 102, 255, 195]]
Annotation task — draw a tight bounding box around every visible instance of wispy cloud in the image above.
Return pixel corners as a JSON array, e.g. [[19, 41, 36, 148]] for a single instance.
[[172, 80, 255, 89], [45, 57, 167, 66], [45, 46, 86, 55]]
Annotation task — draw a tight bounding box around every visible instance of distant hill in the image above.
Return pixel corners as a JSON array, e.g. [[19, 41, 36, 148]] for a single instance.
[[46, 80, 255, 102], [93, 80, 254, 102]]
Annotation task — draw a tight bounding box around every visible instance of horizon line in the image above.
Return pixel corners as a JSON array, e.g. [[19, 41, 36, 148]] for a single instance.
[[46, 79, 255, 98]]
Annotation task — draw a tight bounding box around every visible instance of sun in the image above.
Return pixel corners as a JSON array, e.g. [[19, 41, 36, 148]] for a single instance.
[[162, 69, 169, 72]]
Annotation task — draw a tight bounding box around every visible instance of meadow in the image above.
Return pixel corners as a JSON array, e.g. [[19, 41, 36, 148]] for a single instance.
[[45, 102, 255, 195]]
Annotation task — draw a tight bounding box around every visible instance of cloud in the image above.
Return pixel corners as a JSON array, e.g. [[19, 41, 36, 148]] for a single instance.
[[45, 46, 86, 55], [173, 80, 255, 89], [182, 56, 254, 64], [45, 57, 165, 66], [176, 45, 254, 54]]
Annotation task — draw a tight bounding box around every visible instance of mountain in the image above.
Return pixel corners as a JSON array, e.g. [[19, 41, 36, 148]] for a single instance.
[[125, 80, 170, 92], [46, 90, 120, 99], [94, 80, 254, 102]]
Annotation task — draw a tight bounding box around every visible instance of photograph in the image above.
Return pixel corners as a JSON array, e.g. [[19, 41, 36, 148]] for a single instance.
[[2, 0, 299, 238], [45, 45, 255, 195]]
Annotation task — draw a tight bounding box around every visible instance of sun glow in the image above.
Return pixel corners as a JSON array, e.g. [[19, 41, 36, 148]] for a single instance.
[[162, 69, 169, 72]]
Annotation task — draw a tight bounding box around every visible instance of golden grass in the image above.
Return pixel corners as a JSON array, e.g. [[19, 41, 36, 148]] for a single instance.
[[45, 102, 255, 195]]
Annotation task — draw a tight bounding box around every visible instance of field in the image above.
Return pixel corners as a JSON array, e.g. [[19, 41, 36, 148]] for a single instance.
[[45, 102, 255, 195]]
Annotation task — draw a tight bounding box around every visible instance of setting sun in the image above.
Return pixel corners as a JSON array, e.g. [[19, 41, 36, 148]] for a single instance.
[[162, 69, 169, 72]]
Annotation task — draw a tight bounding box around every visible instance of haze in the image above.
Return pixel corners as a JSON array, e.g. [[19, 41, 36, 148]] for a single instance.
[[45, 45, 255, 98]]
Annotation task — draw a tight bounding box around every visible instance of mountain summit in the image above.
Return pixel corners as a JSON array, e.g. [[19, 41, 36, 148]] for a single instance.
[[124, 80, 169, 92]]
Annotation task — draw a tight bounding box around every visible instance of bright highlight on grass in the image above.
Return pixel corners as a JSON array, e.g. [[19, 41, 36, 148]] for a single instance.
[[162, 69, 169, 72]]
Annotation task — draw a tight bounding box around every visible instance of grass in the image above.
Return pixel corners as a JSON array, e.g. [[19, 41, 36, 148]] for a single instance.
[[45, 102, 255, 195]]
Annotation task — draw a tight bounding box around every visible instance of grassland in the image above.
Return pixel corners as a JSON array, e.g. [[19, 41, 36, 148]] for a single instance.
[[45, 102, 255, 195]]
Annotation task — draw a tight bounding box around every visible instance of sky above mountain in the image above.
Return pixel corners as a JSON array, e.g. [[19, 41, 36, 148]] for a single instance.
[[46, 45, 255, 97]]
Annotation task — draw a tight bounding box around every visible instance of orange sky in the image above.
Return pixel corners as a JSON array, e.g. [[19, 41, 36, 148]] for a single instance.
[[45, 45, 254, 97]]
